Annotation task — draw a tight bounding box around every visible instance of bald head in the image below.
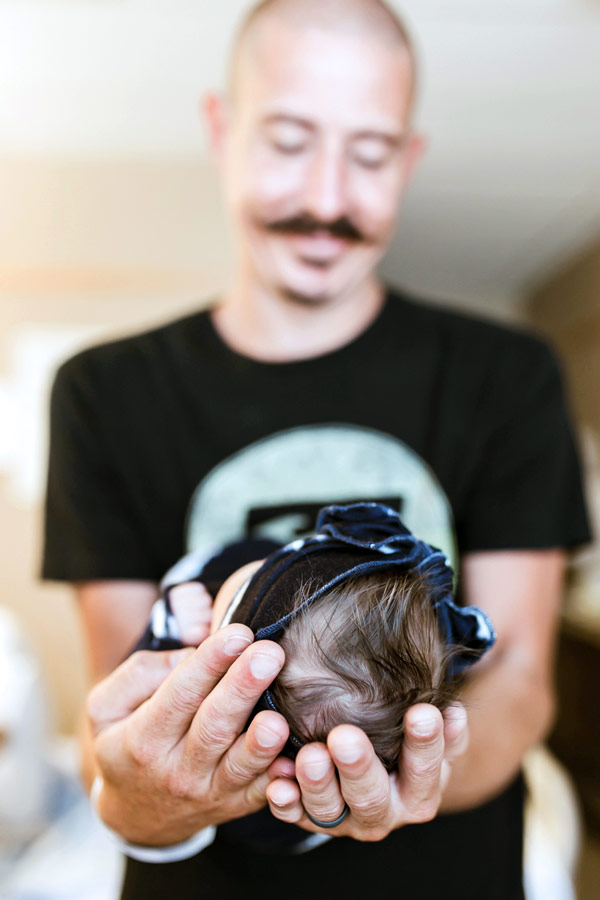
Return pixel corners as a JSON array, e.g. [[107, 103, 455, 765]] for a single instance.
[[229, 0, 417, 108], [209, 0, 424, 311]]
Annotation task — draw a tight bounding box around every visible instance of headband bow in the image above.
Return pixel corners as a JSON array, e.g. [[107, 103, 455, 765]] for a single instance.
[[227, 502, 495, 673]]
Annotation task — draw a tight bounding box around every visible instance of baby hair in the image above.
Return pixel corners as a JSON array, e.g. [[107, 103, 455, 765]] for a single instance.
[[269, 570, 465, 770]]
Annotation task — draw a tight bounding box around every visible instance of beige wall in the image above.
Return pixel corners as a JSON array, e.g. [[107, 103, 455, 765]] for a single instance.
[[524, 235, 600, 625], [1, 154, 231, 733], [525, 237, 600, 439]]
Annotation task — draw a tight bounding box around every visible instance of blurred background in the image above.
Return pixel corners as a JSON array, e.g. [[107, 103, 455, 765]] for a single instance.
[[1, 1, 599, 897]]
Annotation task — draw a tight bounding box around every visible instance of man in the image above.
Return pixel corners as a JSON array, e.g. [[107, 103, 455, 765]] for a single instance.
[[43, 1, 589, 898]]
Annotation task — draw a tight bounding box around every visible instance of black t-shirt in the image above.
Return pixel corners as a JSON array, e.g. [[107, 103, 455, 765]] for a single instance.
[[42, 289, 591, 900], [43, 289, 589, 582]]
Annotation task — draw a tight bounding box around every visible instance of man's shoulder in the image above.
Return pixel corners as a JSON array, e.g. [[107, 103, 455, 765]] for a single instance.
[[388, 288, 555, 361], [54, 304, 214, 387]]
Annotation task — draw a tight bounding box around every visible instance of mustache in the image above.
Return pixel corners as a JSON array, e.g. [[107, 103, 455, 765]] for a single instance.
[[264, 213, 365, 242]]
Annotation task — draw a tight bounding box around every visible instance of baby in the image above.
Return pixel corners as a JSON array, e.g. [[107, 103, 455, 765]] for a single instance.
[[138, 503, 495, 770]]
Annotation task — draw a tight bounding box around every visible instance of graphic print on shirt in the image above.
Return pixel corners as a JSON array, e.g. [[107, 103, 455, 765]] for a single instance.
[[184, 424, 457, 570]]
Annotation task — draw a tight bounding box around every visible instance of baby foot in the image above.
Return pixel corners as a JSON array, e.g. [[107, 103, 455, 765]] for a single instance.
[[168, 582, 213, 646]]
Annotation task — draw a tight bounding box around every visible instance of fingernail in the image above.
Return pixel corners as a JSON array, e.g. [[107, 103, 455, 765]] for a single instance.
[[303, 758, 330, 780], [412, 716, 438, 737], [270, 784, 297, 807], [255, 724, 282, 749], [223, 634, 253, 657], [250, 653, 282, 679], [333, 741, 361, 764]]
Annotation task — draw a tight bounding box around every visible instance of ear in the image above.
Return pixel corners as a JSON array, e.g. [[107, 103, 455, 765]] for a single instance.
[[400, 132, 428, 187], [201, 92, 231, 163]]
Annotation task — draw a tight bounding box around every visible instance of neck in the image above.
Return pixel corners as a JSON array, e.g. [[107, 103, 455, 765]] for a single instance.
[[212, 275, 385, 363]]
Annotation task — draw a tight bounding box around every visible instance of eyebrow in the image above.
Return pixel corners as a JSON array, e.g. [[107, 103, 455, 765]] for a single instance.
[[260, 114, 406, 146], [352, 130, 406, 149], [260, 113, 315, 132]]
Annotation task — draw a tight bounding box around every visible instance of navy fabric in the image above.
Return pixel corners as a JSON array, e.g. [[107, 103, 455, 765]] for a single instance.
[[230, 503, 495, 675], [167, 538, 281, 608], [130, 627, 183, 655]]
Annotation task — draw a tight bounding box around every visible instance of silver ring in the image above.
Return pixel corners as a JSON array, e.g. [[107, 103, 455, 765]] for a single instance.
[[305, 803, 350, 829]]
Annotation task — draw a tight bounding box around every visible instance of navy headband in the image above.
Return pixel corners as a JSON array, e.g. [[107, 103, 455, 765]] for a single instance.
[[224, 502, 495, 755], [227, 502, 495, 671]]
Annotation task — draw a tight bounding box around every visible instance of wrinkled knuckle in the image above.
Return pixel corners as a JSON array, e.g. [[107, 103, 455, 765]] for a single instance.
[[310, 803, 345, 822], [244, 781, 267, 810], [201, 653, 229, 682], [195, 711, 233, 750], [410, 757, 442, 783], [360, 825, 391, 842], [223, 754, 252, 787], [350, 794, 388, 822], [416, 804, 438, 824], [222, 678, 254, 707], [164, 768, 194, 802], [274, 804, 302, 824], [411, 798, 439, 824], [129, 650, 155, 673], [168, 683, 203, 717], [123, 724, 156, 767]]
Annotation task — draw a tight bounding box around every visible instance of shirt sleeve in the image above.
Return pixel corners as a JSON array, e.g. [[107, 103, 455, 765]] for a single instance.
[[457, 336, 591, 553], [42, 352, 160, 582]]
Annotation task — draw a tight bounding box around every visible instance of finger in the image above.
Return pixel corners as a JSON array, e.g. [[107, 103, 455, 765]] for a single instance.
[[440, 758, 452, 794], [295, 743, 347, 825], [442, 703, 469, 763], [186, 639, 285, 772], [266, 777, 305, 824], [87, 647, 194, 735], [243, 768, 282, 812], [170, 582, 213, 646], [327, 725, 391, 828], [268, 757, 296, 780], [214, 710, 289, 792], [398, 704, 445, 820], [135, 624, 255, 746]]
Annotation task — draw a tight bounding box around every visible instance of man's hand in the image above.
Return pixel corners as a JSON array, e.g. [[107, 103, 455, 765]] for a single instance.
[[265, 703, 468, 840], [87, 624, 290, 846]]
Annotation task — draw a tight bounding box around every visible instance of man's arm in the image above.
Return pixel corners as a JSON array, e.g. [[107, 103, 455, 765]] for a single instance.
[[440, 547, 565, 811], [77, 581, 159, 789], [265, 547, 565, 836], [78, 581, 159, 680]]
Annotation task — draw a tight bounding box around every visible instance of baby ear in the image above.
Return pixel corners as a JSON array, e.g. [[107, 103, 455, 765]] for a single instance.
[[169, 582, 214, 647]]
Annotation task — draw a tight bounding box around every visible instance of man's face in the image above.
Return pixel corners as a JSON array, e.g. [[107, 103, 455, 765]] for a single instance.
[[214, 22, 420, 305]]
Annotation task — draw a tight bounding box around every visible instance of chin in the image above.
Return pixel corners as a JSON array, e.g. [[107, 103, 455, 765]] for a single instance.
[[274, 262, 350, 307], [279, 285, 334, 306]]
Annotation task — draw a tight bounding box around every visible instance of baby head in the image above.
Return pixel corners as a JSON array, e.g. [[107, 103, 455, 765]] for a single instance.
[[269, 569, 464, 770], [214, 503, 495, 768]]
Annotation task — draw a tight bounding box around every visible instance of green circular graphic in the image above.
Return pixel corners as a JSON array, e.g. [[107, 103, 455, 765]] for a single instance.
[[185, 424, 457, 569]]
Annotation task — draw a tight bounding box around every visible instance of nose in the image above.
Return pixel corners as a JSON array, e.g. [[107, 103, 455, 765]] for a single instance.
[[301, 145, 349, 223]]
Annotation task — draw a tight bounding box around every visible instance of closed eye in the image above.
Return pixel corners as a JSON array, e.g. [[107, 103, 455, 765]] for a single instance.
[[272, 140, 308, 155]]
